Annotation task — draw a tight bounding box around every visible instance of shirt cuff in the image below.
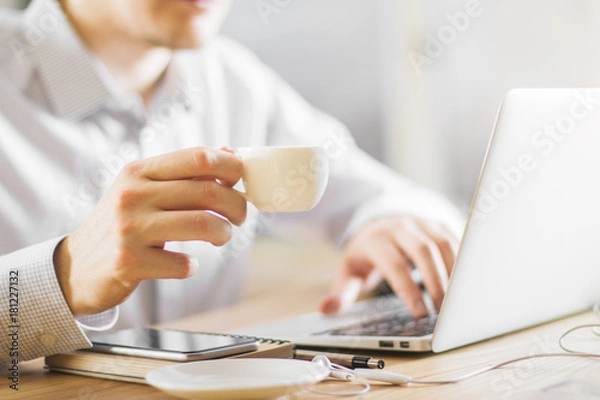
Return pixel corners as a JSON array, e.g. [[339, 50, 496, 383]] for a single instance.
[[77, 307, 119, 332], [0, 236, 92, 361]]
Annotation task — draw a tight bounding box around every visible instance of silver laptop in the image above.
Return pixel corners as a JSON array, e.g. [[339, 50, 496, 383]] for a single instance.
[[237, 88, 600, 353]]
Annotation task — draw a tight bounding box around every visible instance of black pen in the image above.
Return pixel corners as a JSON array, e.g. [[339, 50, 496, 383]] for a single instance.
[[294, 349, 385, 369]]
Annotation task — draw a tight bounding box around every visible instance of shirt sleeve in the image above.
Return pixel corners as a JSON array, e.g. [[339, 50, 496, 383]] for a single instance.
[[0, 236, 93, 364], [261, 66, 465, 245]]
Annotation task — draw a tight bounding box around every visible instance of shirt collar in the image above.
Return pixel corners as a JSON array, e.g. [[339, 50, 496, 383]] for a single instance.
[[22, 0, 204, 121], [24, 0, 115, 119]]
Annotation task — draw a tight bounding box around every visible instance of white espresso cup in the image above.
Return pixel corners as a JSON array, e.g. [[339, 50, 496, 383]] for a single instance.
[[236, 146, 329, 212]]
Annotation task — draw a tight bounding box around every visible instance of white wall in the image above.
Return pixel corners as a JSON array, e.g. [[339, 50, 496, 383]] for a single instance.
[[387, 0, 600, 209]]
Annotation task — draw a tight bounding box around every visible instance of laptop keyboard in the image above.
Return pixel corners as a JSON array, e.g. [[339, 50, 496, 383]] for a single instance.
[[312, 293, 437, 337], [320, 313, 437, 337]]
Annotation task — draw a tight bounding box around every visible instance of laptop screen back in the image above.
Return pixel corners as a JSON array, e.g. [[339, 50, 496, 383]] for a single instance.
[[433, 88, 600, 352]]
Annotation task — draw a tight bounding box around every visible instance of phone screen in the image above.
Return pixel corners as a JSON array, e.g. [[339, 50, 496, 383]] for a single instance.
[[88, 328, 258, 358]]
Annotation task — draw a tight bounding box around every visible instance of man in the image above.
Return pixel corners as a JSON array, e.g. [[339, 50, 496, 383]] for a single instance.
[[0, 0, 463, 363]]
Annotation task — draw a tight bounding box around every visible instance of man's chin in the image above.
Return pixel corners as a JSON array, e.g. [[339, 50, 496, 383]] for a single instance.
[[147, 30, 217, 50], [158, 10, 226, 49]]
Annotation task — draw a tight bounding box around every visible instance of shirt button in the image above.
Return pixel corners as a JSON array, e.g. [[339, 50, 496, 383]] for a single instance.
[[40, 333, 56, 347]]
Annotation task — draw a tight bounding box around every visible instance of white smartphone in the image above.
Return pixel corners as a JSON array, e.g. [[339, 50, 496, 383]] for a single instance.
[[87, 328, 259, 361]]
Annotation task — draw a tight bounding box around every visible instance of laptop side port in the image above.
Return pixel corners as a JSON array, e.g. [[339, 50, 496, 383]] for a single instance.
[[379, 340, 394, 348], [400, 341, 410, 349]]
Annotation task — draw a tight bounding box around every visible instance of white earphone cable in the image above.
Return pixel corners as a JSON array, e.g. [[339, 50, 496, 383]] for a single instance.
[[410, 307, 600, 385], [408, 352, 600, 385], [307, 305, 600, 395]]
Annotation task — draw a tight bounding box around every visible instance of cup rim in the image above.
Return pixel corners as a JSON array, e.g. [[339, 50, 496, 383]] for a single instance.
[[236, 145, 323, 151]]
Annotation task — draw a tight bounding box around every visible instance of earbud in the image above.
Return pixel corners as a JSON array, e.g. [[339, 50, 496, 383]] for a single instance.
[[311, 354, 331, 368], [312, 355, 354, 381]]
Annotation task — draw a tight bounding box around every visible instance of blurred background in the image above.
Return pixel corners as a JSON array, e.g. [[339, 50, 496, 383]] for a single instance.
[[3, 0, 600, 211]]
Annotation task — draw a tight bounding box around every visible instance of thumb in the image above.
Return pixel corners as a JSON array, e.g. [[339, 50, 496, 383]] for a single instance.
[[319, 277, 363, 315]]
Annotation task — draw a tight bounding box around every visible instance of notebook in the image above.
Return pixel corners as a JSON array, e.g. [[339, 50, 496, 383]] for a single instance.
[[237, 88, 600, 353], [45, 332, 295, 384]]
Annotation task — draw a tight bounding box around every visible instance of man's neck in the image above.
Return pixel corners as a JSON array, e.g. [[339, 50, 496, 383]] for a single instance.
[[61, 3, 172, 107]]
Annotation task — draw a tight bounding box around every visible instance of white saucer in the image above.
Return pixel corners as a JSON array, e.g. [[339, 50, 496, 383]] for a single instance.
[[145, 358, 330, 400]]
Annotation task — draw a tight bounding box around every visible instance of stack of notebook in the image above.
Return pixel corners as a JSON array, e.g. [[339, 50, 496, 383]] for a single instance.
[[45, 333, 295, 384]]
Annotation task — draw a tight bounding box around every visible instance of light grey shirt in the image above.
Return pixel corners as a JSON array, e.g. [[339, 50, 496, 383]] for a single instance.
[[0, 0, 463, 364]]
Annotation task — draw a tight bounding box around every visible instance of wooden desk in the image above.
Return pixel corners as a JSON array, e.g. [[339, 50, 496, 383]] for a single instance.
[[5, 239, 600, 399]]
